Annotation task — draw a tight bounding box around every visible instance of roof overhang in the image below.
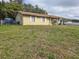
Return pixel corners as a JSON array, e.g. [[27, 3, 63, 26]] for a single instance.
[[18, 11, 60, 19]]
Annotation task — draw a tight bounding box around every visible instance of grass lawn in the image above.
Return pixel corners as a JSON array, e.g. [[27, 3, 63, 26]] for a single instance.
[[0, 25, 79, 59]]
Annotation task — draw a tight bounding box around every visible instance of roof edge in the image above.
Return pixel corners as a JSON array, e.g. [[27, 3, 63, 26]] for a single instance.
[[18, 11, 61, 19]]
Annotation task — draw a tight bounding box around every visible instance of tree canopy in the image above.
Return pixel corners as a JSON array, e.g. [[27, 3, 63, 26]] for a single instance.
[[0, 2, 24, 19], [5, 2, 24, 19], [24, 4, 48, 14]]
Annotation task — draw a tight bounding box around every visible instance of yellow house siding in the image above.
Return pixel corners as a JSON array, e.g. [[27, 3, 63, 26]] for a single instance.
[[22, 16, 30, 25], [22, 15, 52, 25]]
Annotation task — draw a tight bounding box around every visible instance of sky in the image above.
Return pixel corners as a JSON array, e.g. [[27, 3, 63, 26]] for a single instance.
[[24, 0, 79, 19], [0, 0, 79, 19]]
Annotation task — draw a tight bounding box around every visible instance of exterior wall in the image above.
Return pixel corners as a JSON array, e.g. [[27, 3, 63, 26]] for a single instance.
[[22, 15, 52, 25], [16, 13, 23, 25]]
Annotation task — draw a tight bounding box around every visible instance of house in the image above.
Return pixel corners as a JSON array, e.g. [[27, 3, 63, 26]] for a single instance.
[[16, 11, 60, 25]]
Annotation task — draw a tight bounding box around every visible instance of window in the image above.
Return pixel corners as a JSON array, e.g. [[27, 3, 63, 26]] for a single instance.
[[41, 17, 45, 22], [30, 16, 35, 22]]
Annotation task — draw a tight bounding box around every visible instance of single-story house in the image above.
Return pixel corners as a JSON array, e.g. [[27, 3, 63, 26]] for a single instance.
[[16, 11, 60, 25]]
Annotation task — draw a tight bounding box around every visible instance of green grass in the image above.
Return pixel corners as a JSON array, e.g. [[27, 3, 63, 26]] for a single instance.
[[0, 25, 79, 59]]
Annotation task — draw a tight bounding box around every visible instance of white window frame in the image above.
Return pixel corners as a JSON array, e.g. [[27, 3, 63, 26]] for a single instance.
[[41, 17, 45, 22], [30, 16, 35, 22]]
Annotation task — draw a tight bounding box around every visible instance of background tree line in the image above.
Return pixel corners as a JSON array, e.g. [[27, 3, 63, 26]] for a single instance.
[[24, 4, 48, 14], [0, 0, 48, 19]]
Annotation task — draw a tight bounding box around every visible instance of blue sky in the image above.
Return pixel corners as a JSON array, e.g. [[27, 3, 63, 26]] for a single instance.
[[0, 0, 79, 19]]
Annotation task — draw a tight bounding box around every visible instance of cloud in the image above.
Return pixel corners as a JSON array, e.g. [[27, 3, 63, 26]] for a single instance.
[[25, 0, 79, 7], [48, 7, 79, 19], [41, 0, 79, 7]]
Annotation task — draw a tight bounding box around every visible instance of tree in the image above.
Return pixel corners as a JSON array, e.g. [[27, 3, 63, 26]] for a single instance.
[[10, 0, 12, 2], [24, 4, 34, 12], [0, 0, 7, 19], [10, 0, 23, 4], [0, 2, 24, 19], [24, 4, 48, 14], [17, 0, 23, 4], [34, 5, 48, 14], [6, 2, 24, 19]]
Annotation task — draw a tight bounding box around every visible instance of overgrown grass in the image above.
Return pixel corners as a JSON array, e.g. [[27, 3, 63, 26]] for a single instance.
[[0, 25, 79, 59]]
